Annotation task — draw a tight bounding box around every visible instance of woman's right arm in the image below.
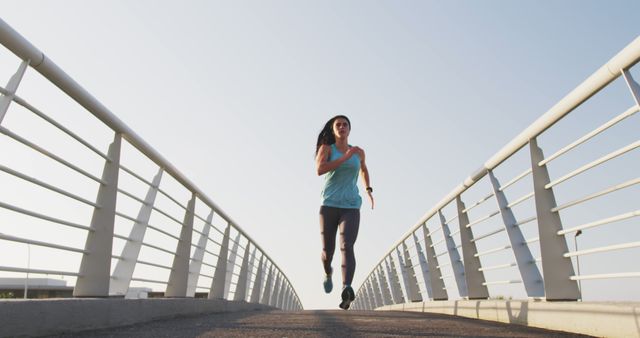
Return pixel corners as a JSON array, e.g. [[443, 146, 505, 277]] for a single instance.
[[316, 145, 359, 176]]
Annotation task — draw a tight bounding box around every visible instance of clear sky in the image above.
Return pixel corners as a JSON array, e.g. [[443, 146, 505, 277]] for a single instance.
[[1, 1, 639, 309]]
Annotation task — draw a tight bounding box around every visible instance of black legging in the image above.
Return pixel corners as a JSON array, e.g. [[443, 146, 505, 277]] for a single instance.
[[319, 206, 360, 287]]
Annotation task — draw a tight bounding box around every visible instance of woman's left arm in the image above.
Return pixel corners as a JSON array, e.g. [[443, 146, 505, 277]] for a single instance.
[[359, 149, 374, 210]]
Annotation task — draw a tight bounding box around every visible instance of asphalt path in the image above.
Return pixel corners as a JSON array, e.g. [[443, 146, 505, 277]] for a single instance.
[[50, 310, 593, 337]]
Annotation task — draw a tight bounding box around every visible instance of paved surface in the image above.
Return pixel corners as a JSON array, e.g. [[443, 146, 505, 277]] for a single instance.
[[51, 310, 593, 337]]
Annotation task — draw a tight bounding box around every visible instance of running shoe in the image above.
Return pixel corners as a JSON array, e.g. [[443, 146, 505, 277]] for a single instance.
[[323, 269, 333, 293], [339, 285, 355, 310]]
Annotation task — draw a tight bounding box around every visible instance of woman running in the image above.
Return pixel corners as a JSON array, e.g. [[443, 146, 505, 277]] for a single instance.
[[315, 115, 374, 310]]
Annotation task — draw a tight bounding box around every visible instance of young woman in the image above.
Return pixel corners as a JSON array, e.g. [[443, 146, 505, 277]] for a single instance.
[[315, 115, 374, 310]]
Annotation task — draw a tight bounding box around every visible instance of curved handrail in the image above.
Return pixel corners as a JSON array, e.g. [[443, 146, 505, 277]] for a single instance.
[[356, 34, 640, 309], [371, 35, 640, 273], [0, 17, 301, 309]]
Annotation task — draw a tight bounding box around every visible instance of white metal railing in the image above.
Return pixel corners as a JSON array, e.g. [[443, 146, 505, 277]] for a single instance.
[[0, 18, 302, 310], [353, 35, 640, 310]]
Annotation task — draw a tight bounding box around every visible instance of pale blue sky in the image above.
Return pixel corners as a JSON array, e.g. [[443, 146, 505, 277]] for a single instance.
[[1, 1, 639, 308]]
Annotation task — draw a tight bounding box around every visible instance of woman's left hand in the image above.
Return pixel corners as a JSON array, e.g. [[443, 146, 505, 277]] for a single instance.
[[366, 190, 375, 210]]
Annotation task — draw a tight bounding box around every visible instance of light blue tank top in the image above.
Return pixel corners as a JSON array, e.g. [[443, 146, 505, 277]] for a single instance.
[[321, 144, 362, 209]]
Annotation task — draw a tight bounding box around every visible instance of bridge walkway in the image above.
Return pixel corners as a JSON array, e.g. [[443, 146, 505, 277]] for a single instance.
[[51, 310, 591, 337]]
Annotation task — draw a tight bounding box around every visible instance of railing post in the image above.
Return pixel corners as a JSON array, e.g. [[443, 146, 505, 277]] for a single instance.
[[270, 273, 279, 307], [233, 242, 251, 301], [401, 243, 422, 302], [245, 246, 257, 294], [370, 272, 384, 306], [0, 59, 29, 124], [357, 291, 363, 309], [359, 285, 367, 309], [209, 224, 231, 299], [224, 233, 241, 298], [489, 170, 544, 298], [622, 69, 640, 105], [413, 233, 433, 300], [270, 270, 278, 306], [276, 276, 285, 308], [360, 281, 369, 309], [249, 255, 264, 303], [439, 210, 468, 298], [110, 168, 163, 296], [457, 196, 489, 299], [367, 281, 377, 309], [530, 138, 580, 300], [287, 287, 294, 311], [282, 279, 288, 309], [367, 275, 383, 309], [279, 284, 285, 310], [271, 273, 280, 307], [377, 266, 393, 305], [187, 210, 214, 297], [385, 256, 405, 303], [165, 193, 196, 297], [74, 133, 121, 297], [261, 264, 274, 305], [422, 223, 448, 300], [282, 282, 288, 309]]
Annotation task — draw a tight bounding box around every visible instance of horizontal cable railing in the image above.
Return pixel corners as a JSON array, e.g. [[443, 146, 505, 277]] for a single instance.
[[0, 18, 300, 310], [353, 34, 640, 310]]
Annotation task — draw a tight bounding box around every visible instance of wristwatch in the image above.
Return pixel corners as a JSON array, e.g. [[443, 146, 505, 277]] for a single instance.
[[366, 187, 373, 193]]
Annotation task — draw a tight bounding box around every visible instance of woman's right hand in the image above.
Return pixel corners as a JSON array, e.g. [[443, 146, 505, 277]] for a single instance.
[[345, 146, 362, 159]]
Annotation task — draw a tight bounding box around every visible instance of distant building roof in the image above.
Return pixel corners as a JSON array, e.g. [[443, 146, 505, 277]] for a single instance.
[[0, 278, 72, 290]]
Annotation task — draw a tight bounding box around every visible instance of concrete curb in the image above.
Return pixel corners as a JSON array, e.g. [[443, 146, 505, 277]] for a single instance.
[[0, 298, 275, 337], [376, 300, 640, 338]]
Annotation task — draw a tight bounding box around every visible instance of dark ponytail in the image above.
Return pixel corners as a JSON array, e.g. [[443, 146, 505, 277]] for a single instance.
[[315, 115, 351, 155]]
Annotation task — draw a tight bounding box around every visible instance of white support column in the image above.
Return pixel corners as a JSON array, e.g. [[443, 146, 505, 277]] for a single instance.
[[422, 223, 448, 300], [359, 286, 367, 309], [489, 170, 544, 298], [276, 276, 285, 308], [74, 133, 121, 297], [281, 282, 288, 309], [360, 285, 369, 309], [368, 278, 381, 308], [165, 194, 196, 298], [0, 59, 29, 124], [413, 233, 433, 300], [356, 284, 368, 310], [370, 273, 384, 306], [369, 282, 377, 309], [457, 196, 489, 299], [530, 138, 580, 300], [439, 210, 468, 298], [401, 243, 423, 302], [286, 287, 294, 311], [233, 242, 251, 301], [249, 255, 264, 303], [271, 273, 282, 307], [290, 289, 297, 311], [367, 283, 376, 309], [280, 281, 287, 309], [622, 69, 640, 105], [281, 285, 289, 311], [377, 266, 393, 305], [245, 246, 257, 295], [224, 233, 241, 299], [187, 210, 214, 297], [209, 224, 231, 299], [395, 248, 408, 301], [386, 256, 405, 303], [261, 265, 274, 305], [110, 168, 163, 297]]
